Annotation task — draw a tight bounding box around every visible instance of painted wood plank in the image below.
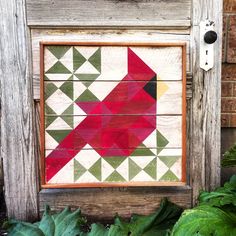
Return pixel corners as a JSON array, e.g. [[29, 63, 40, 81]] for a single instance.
[[190, 0, 222, 204], [0, 0, 38, 220], [26, 0, 191, 28], [39, 186, 192, 221]]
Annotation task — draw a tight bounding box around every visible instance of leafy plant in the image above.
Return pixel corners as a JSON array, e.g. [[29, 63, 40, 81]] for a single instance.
[[222, 143, 236, 167], [3, 198, 182, 236], [171, 175, 236, 236]]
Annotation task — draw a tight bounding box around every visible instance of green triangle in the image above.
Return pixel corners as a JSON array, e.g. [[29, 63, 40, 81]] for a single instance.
[[46, 61, 71, 74], [76, 89, 99, 102], [44, 83, 58, 100], [73, 47, 87, 72], [74, 159, 87, 181], [61, 115, 73, 128], [104, 157, 127, 169], [105, 171, 125, 182], [157, 130, 169, 148], [60, 81, 73, 100], [89, 159, 101, 181], [47, 130, 72, 143], [88, 48, 101, 73], [62, 104, 73, 116], [74, 74, 100, 81], [160, 170, 179, 181], [130, 143, 155, 156], [47, 46, 71, 59], [45, 104, 57, 115], [158, 156, 180, 168], [44, 75, 50, 80], [143, 158, 156, 179], [129, 159, 142, 180], [45, 116, 57, 128]]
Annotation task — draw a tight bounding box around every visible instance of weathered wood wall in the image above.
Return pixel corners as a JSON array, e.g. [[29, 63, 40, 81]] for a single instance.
[[1, 0, 222, 220]]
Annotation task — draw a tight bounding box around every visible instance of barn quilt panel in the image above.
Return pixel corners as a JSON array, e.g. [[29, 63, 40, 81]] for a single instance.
[[41, 44, 186, 186]]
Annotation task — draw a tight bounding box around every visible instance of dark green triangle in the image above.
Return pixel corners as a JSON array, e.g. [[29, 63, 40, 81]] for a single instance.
[[89, 159, 101, 181], [46, 61, 71, 74], [47, 46, 71, 59], [74, 74, 100, 81], [158, 156, 180, 168], [59, 81, 73, 100], [45, 116, 57, 128], [129, 159, 142, 180], [60, 115, 73, 128], [45, 104, 57, 115], [157, 130, 169, 148], [76, 89, 99, 102], [47, 130, 71, 143], [62, 104, 73, 116], [44, 83, 58, 100], [143, 158, 156, 179], [73, 47, 87, 72], [88, 48, 101, 73], [130, 143, 155, 156], [74, 159, 87, 181], [160, 170, 179, 181], [44, 75, 50, 80], [105, 171, 125, 182], [104, 157, 127, 169]]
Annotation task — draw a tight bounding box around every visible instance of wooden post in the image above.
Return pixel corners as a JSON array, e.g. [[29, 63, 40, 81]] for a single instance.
[[190, 0, 222, 204], [0, 0, 38, 220]]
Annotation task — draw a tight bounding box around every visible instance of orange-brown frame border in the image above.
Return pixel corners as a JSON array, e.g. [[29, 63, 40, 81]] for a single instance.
[[40, 42, 187, 188]]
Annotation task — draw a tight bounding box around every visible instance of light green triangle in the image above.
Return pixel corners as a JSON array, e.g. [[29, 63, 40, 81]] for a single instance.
[[61, 104, 73, 115], [129, 159, 142, 180], [60, 81, 73, 100], [44, 75, 50, 80], [89, 159, 101, 181], [47, 46, 71, 59], [45, 116, 57, 128], [160, 170, 179, 181], [74, 74, 100, 87], [105, 171, 125, 182], [104, 157, 127, 169], [130, 143, 155, 156], [73, 47, 87, 72], [46, 61, 71, 74], [76, 89, 99, 102], [61, 115, 73, 128], [158, 156, 180, 168], [47, 130, 72, 143], [44, 83, 58, 100], [45, 104, 57, 115], [74, 159, 87, 181], [88, 48, 101, 73], [143, 158, 156, 179], [157, 130, 169, 148]]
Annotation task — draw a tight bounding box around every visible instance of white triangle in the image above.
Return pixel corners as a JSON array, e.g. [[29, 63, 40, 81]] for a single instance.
[[44, 48, 58, 72], [75, 171, 99, 183], [46, 117, 71, 130], [73, 103, 86, 116], [73, 75, 79, 80], [170, 158, 182, 180], [48, 159, 74, 184], [101, 159, 114, 181], [45, 74, 72, 81], [73, 116, 86, 128], [73, 82, 87, 101], [45, 131, 59, 149], [130, 156, 155, 169], [75, 61, 99, 74], [45, 150, 53, 157], [143, 130, 156, 148], [59, 47, 73, 72], [131, 170, 154, 182], [74, 146, 100, 169], [74, 46, 99, 60], [116, 159, 129, 181], [158, 148, 182, 156], [156, 157, 169, 181]]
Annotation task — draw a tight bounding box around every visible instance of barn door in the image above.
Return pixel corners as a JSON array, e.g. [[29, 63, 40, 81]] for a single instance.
[[1, 0, 222, 220]]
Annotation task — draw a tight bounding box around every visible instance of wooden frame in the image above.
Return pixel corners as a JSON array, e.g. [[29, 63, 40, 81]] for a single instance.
[[40, 41, 187, 188]]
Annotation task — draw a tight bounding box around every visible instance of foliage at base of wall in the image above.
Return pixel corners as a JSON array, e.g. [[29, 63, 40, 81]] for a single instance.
[[3, 175, 236, 236], [222, 143, 236, 167]]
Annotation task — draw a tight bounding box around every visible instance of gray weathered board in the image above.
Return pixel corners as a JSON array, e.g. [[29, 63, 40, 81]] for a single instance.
[[0, 0, 222, 221]]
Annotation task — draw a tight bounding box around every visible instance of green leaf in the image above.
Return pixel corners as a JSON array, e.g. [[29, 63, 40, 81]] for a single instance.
[[171, 205, 236, 236], [222, 144, 236, 167]]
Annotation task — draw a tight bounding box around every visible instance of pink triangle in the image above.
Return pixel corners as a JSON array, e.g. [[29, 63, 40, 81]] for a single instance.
[[76, 101, 100, 114]]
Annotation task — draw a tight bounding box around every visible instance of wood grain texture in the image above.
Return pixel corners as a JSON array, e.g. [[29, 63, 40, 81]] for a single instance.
[[190, 0, 222, 204], [0, 0, 39, 220], [39, 186, 192, 221], [26, 0, 191, 28]]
